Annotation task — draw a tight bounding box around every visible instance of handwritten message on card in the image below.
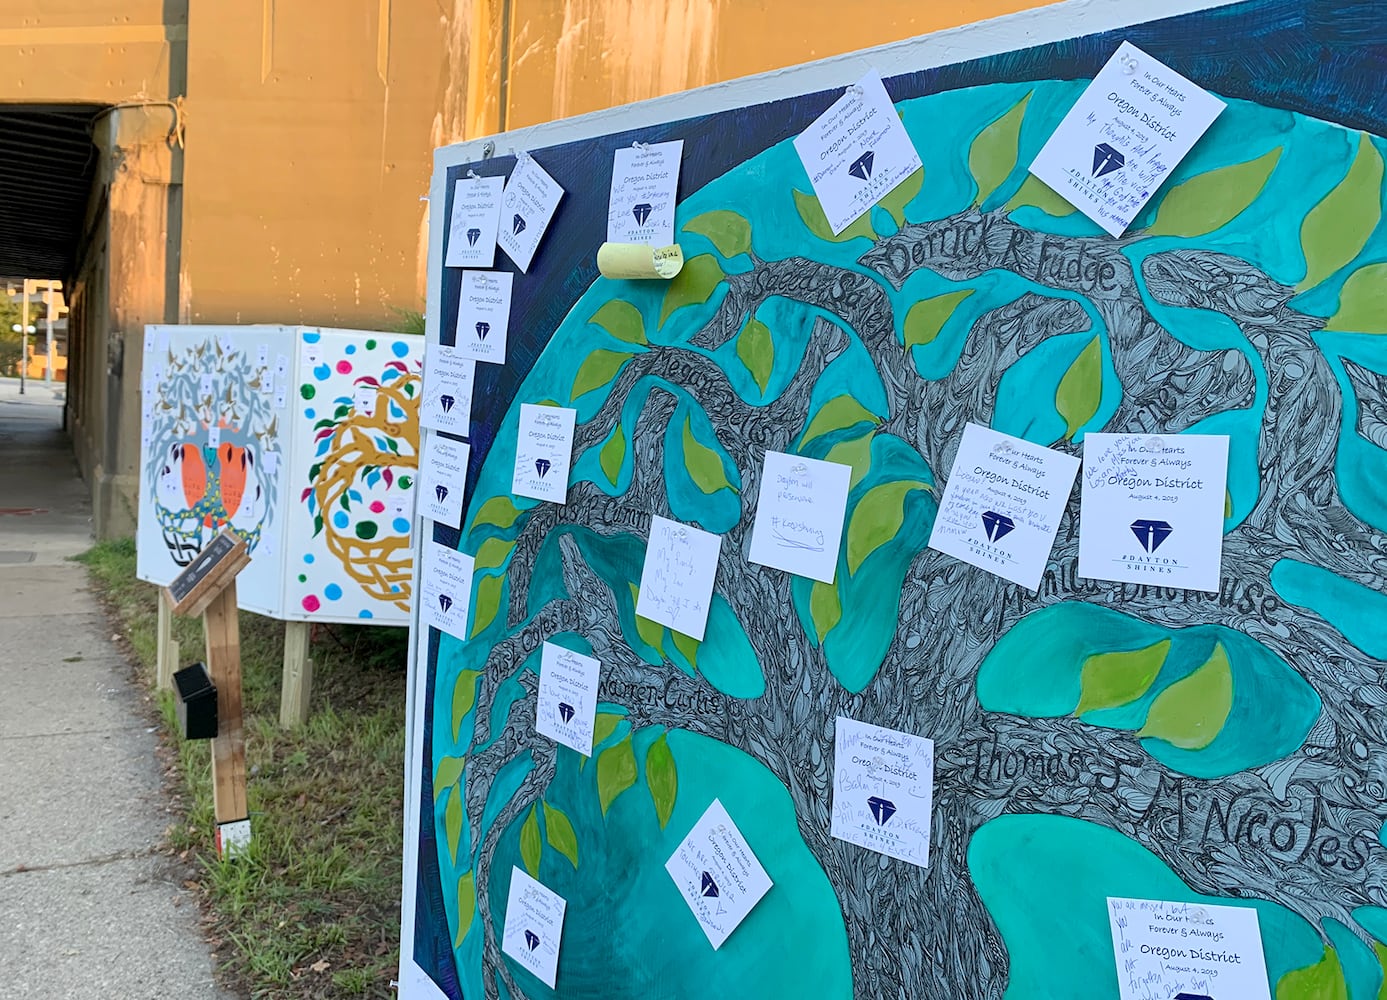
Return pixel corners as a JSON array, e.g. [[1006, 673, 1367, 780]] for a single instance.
[[748, 451, 851, 584], [636, 515, 722, 641], [665, 799, 773, 950], [501, 867, 567, 989], [512, 404, 576, 504], [419, 542, 474, 642], [418, 433, 469, 527], [419, 347, 475, 435], [497, 154, 564, 273], [607, 140, 683, 245], [535, 642, 600, 757], [1107, 897, 1271, 1000], [832, 717, 934, 868], [928, 423, 1080, 591], [444, 175, 503, 269], [1029, 41, 1226, 236], [1079, 432, 1229, 592], [455, 270, 514, 365]]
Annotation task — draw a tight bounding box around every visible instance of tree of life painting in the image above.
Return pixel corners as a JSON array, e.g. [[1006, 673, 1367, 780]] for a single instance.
[[421, 49, 1387, 1000]]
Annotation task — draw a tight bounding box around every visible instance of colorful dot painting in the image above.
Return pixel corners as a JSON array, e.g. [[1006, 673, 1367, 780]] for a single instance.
[[336, 360, 353, 375]]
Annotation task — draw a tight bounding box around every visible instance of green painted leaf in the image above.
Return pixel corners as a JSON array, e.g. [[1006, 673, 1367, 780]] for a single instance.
[[645, 734, 678, 829], [542, 801, 579, 869], [1146, 146, 1283, 238], [571, 349, 635, 400], [969, 91, 1032, 207], [599, 425, 626, 485], [1372, 942, 1387, 1000], [589, 299, 647, 345], [470, 573, 503, 638], [1055, 336, 1103, 440], [1324, 262, 1387, 333], [824, 432, 875, 490], [520, 804, 542, 877], [597, 736, 638, 816], [801, 395, 882, 447], [445, 786, 462, 864], [671, 629, 699, 670], [1004, 174, 1077, 217], [433, 755, 466, 799], [809, 579, 841, 644], [792, 188, 876, 242], [451, 670, 481, 740], [736, 317, 774, 394], [659, 254, 725, 327], [1275, 945, 1348, 1000], [592, 711, 624, 751], [1074, 639, 1170, 716], [682, 210, 752, 258], [470, 495, 522, 532], [454, 872, 475, 947], [1299, 134, 1383, 292], [1225, 489, 1233, 519], [681, 415, 733, 494], [904, 289, 974, 350], [473, 536, 514, 572], [628, 584, 666, 660], [846, 480, 930, 575], [1137, 643, 1233, 750], [879, 167, 924, 227]]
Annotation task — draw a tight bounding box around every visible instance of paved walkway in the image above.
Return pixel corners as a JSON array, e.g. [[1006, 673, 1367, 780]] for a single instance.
[[0, 379, 234, 999]]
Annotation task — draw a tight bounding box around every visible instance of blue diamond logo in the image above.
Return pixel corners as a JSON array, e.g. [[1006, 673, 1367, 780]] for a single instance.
[[1130, 519, 1173, 553], [435, 484, 449, 503], [981, 510, 1015, 543], [700, 872, 719, 898], [475, 321, 490, 340], [848, 150, 875, 181], [558, 702, 575, 723], [439, 394, 455, 413], [632, 203, 652, 225], [466, 227, 481, 247], [438, 594, 453, 613], [867, 796, 896, 826], [1092, 143, 1125, 177], [524, 929, 540, 951], [512, 214, 526, 235], [535, 458, 551, 478]]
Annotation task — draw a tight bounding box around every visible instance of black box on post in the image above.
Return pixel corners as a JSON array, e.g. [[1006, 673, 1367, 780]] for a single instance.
[[173, 661, 218, 740]]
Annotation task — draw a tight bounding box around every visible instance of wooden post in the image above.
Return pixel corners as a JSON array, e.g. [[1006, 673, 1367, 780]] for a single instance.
[[156, 599, 176, 691], [279, 621, 313, 728]]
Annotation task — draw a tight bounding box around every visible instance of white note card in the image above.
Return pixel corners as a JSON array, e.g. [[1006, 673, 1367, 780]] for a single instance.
[[1029, 41, 1226, 237], [831, 717, 935, 868], [536, 642, 601, 757], [636, 515, 722, 642], [792, 70, 923, 235], [420, 347, 476, 435], [497, 154, 565, 273], [445, 175, 504, 268], [502, 867, 567, 989], [607, 140, 683, 245], [420, 542, 474, 641], [928, 423, 1081, 591], [1078, 432, 1229, 593], [665, 799, 773, 950], [512, 404, 576, 504], [419, 434, 470, 527], [1107, 897, 1271, 1000], [455, 270, 514, 365], [748, 451, 851, 584]]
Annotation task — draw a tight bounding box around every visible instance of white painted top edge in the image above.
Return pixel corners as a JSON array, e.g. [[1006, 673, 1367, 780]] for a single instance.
[[433, 0, 1243, 171]]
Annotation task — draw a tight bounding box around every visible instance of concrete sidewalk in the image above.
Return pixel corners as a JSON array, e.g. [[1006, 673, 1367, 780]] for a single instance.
[[0, 379, 235, 999]]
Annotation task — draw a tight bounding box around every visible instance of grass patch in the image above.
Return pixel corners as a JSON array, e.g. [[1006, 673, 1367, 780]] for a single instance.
[[79, 538, 405, 999]]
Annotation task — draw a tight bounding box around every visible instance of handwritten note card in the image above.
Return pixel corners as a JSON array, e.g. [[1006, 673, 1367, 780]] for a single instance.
[[444, 175, 503, 268], [793, 70, 923, 235], [636, 516, 721, 641], [419, 433, 469, 527], [665, 799, 772, 950], [1107, 897, 1271, 1000], [831, 717, 934, 868], [536, 642, 601, 757], [512, 404, 576, 504], [419, 348, 475, 435], [455, 271, 514, 365], [1079, 432, 1229, 592], [502, 867, 566, 989], [497, 154, 564, 273], [419, 541, 474, 642], [748, 451, 851, 584], [607, 140, 683, 245], [1029, 41, 1226, 236], [928, 423, 1080, 591]]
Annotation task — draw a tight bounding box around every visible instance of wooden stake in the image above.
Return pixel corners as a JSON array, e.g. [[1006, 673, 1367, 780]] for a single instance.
[[204, 581, 249, 839], [279, 621, 313, 728], [156, 599, 176, 691]]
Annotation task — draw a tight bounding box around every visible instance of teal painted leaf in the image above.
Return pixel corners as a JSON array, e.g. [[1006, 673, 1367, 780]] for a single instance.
[[645, 734, 678, 829], [682, 210, 752, 258]]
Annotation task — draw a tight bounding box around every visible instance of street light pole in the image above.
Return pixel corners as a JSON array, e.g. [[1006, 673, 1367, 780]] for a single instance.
[[11, 324, 33, 394], [44, 280, 54, 387]]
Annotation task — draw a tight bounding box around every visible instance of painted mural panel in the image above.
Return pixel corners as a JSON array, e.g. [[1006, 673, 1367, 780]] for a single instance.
[[284, 328, 423, 624], [406, 2, 1387, 998]]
